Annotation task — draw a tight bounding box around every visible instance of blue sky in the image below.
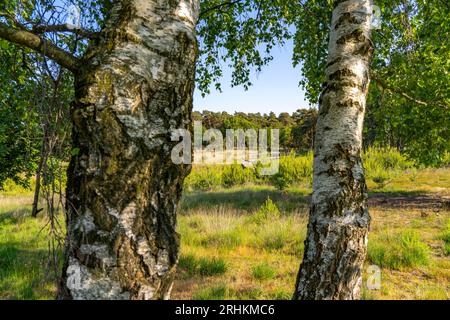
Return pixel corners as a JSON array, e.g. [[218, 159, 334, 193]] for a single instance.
[[193, 40, 311, 115]]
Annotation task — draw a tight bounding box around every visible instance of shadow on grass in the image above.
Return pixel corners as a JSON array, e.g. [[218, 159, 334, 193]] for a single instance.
[[0, 245, 60, 300], [181, 186, 448, 213], [368, 190, 427, 197], [368, 191, 449, 210], [0, 208, 32, 224], [181, 187, 310, 213]]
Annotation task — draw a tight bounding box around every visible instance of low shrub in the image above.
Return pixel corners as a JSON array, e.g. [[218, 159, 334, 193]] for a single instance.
[[248, 197, 280, 225], [222, 164, 255, 187], [184, 166, 223, 191], [364, 147, 414, 187], [183, 148, 416, 192], [369, 167, 393, 189], [364, 147, 414, 171], [270, 152, 313, 190]]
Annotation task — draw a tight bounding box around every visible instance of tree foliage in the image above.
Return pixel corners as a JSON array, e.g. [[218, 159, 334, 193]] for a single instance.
[[289, 0, 449, 165], [197, 0, 292, 93], [0, 0, 448, 191], [0, 41, 40, 188], [193, 108, 317, 152]]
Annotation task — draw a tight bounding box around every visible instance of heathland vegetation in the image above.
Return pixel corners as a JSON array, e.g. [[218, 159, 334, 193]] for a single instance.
[[1, 148, 449, 299]]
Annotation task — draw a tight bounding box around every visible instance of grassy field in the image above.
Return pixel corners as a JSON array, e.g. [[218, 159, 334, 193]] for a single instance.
[[0, 167, 449, 300]]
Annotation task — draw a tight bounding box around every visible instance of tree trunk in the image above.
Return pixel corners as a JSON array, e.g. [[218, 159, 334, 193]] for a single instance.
[[31, 139, 45, 218], [31, 166, 43, 217], [57, 0, 199, 300], [293, 0, 374, 300]]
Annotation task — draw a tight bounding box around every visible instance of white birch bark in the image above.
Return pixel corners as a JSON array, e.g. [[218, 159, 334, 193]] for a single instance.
[[294, 0, 374, 300], [58, 0, 200, 300]]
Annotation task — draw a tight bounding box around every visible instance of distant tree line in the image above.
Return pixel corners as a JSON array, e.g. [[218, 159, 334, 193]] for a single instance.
[[192, 109, 317, 153], [191, 107, 449, 167]]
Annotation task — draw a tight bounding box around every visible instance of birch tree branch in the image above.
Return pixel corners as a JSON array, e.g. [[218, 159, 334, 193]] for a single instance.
[[0, 22, 79, 73], [32, 24, 100, 39]]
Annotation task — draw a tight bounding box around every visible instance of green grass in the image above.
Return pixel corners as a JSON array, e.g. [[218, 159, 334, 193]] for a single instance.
[[251, 262, 277, 281], [178, 254, 199, 275], [444, 242, 450, 256], [201, 229, 244, 249], [194, 284, 229, 300], [178, 254, 228, 277], [178, 211, 306, 255], [0, 198, 62, 299], [193, 284, 266, 300], [270, 289, 292, 300], [198, 257, 228, 276], [368, 230, 430, 270], [181, 185, 310, 213], [248, 218, 305, 255], [1, 166, 449, 300], [440, 219, 450, 256]]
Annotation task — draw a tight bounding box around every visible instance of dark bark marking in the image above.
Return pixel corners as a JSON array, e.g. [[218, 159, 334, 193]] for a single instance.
[[334, 12, 361, 30]]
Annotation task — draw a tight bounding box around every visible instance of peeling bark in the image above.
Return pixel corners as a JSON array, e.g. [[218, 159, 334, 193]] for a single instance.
[[294, 0, 374, 300], [57, 0, 200, 300]]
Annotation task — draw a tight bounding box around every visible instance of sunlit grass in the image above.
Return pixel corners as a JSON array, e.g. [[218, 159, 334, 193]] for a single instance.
[[440, 219, 450, 256], [0, 202, 61, 299], [251, 262, 277, 281], [368, 230, 430, 270], [0, 167, 449, 300]]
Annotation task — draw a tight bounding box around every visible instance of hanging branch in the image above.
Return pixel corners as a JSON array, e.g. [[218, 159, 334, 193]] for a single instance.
[[371, 72, 444, 107]]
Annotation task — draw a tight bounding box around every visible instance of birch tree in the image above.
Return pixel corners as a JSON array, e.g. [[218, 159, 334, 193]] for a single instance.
[[1, 0, 199, 299], [293, 0, 374, 299], [0, 0, 291, 299], [290, 0, 448, 299], [57, 1, 203, 300]]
